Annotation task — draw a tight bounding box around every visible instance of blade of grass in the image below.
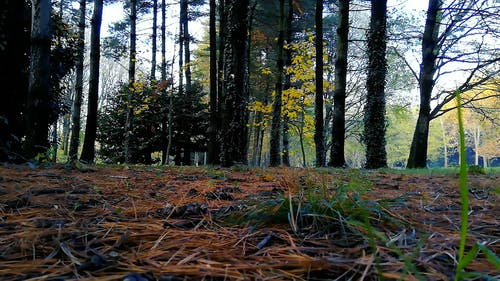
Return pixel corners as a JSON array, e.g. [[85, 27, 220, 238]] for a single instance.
[[455, 90, 468, 267]]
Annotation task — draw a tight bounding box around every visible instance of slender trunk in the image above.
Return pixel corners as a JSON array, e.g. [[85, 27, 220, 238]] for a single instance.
[[257, 125, 264, 166], [314, 0, 325, 167], [474, 126, 480, 166], [208, 0, 218, 164], [181, 0, 191, 94], [62, 113, 70, 155], [51, 122, 58, 162], [160, 0, 168, 165], [440, 118, 448, 168], [282, 0, 293, 167], [80, 0, 103, 163], [69, 0, 86, 163], [299, 122, 306, 167], [330, 0, 349, 167], [150, 0, 157, 81], [245, 3, 256, 163], [124, 0, 137, 163], [269, 0, 285, 167], [215, 0, 226, 164], [161, 0, 166, 82], [24, 0, 52, 159], [178, 1, 184, 96], [363, 0, 388, 169], [251, 111, 262, 166], [407, 0, 441, 169], [166, 47, 176, 165], [181, 0, 192, 165]]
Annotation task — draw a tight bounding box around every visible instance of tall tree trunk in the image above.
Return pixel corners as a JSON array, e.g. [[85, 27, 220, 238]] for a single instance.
[[282, 0, 293, 167], [124, 0, 137, 163], [314, 0, 325, 167], [363, 0, 388, 169], [269, 0, 285, 167], [207, 0, 218, 164], [80, 0, 103, 163], [181, 0, 191, 93], [150, 0, 157, 81], [330, 0, 349, 167], [407, 0, 441, 169], [220, 0, 249, 167], [24, 0, 52, 159], [166, 46, 176, 165], [161, 0, 166, 83], [181, 0, 192, 165], [0, 0, 29, 162], [215, 0, 226, 164], [160, 0, 168, 164], [178, 1, 184, 97], [69, 0, 86, 163]]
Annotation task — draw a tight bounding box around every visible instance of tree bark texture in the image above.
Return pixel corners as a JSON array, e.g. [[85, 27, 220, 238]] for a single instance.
[[161, 0, 166, 82], [363, 0, 388, 169], [24, 0, 52, 159], [150, 0, 157, 80], [282, 0, 294, 167], [207, 0, 219, 164], [0, 0, 30, 162], [269, 0, 285, 167], [80, 0, 103, 163], [329, 0, 349, 167], [406, 0, 441, 168], [69, 0, 86, 163], [181, 0, 191, 94], [220, 0, 249, 167], [314, 0, 325, 167]]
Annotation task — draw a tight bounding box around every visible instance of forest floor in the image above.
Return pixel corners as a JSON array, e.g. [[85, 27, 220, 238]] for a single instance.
[[0, 164, 498, 280]]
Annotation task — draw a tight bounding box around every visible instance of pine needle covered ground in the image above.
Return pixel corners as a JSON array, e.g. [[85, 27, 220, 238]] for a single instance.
[[0, 165, 498, 280]]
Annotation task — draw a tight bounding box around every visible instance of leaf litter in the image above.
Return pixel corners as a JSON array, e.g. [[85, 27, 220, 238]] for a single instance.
[[0, 165, 498, 280]]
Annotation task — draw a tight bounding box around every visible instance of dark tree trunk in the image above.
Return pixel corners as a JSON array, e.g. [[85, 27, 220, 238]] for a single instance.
[[363, 0, 388, 169], [160, 0, 168, 164], [314, 0, 325, 167], [24, 0, 52, 159], [329, 0, 349, 167], [220, 0, 249, 167], [178, 0, 185, 97], [69, 0, 86, 163], [51, 122, 58, 162], [282, 0, 293, 167], [181, 0, 192, 165], [214, 0, 226, 165], [161, 0, 166, 83], [269, 0, 285, 167], [150, 0, 157, 80], [124, 0, 137, 163], [181, 0, 191, 93], [207, 0, 218, 164], [80, 0, 103, 163], [0, 0, 30, 162], [407, 0, 441, 169], [62, 113, 70, 155]]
